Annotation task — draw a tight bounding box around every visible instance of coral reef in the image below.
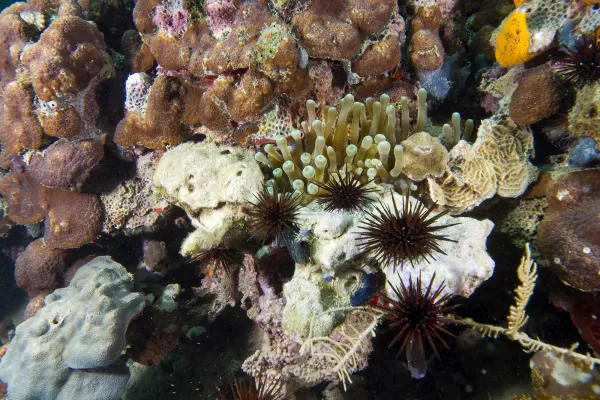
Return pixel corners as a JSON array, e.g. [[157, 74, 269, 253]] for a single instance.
[[27, 137, 105, 190], [154, 142, 263, 215], [568, 80, 600, 143], [101, 152, 171, 236], [43, 189, 103, 249], [0, 0, 597, 397]]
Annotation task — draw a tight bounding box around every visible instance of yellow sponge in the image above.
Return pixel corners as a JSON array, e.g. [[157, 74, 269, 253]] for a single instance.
[[495, 10, 535, 67]]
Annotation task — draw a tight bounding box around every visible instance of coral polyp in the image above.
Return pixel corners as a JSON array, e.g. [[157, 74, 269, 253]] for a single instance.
[[376, 273, 455, 361], [555, 31, 600, 88], [313, 167, 378, 212], [219, 373, 291, 400], [357, 192, 456, 269], [247, 183, 301, 242]]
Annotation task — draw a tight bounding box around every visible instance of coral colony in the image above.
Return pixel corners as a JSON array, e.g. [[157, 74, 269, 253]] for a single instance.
[[1, 0, 600, 399]]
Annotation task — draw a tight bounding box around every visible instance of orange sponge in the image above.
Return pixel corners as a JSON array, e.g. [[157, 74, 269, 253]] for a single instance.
[[495, 10, 535, 67], [513, 0, 527, 6]]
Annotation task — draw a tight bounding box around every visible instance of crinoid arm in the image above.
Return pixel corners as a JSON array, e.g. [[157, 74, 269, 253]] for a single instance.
[[300, 307, 382, 391], [446, 244, 600, 370]]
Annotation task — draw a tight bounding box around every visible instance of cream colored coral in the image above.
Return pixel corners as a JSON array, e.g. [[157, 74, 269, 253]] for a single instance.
[[428, 141, 496, 212], [568, 81, 600, 142], [401, 131, 448, 181], [428, 119, 537, 214], [473, 120, 537, 197]]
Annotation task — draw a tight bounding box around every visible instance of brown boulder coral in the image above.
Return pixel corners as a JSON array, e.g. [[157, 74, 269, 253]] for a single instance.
[[537, 170, 600, 292], [0, 168, 47, 225], [410, 4, 445, 71], [292, 0, 396, 60], [15, 238, 69, 297], [27, 137, 105, 190], [0, 81, 45, 155], [115, 74, 191, 149], [20, 15, 107, 101], [0, 3, 41, 84], [509, 64, 562, 125], [121, 30, 154, 73], [43, 188, 103, 249]]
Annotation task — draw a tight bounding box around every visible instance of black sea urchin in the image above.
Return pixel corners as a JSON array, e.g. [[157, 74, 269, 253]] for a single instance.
[[555, 31, 600, 88], [219, 373, 291, 400], [376, 273, 455, 361], [187, 247, 243, 275], [247, 183, 301, 242], [313, 167, 377, 212], [357, 191, 456, 270]]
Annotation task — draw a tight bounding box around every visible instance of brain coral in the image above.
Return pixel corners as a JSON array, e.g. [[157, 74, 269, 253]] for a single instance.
[[0, 256, 144, 400]]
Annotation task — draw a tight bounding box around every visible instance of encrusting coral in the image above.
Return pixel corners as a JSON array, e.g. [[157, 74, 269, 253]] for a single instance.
[[536, 169, 600, 292]]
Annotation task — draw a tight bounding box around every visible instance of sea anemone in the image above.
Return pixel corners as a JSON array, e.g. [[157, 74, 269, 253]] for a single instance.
[[313, 167, 377, 212], [187, 247, 243, 275], [247, 183, 301, 242], [357, 191, 456, 270], [555, 31, 600, 88], [219, 372, 291, 400], [376, 273, 455, 375]]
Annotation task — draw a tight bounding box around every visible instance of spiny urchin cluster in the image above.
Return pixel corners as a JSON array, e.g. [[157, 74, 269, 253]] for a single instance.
[[357, 191, 456, 270]]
